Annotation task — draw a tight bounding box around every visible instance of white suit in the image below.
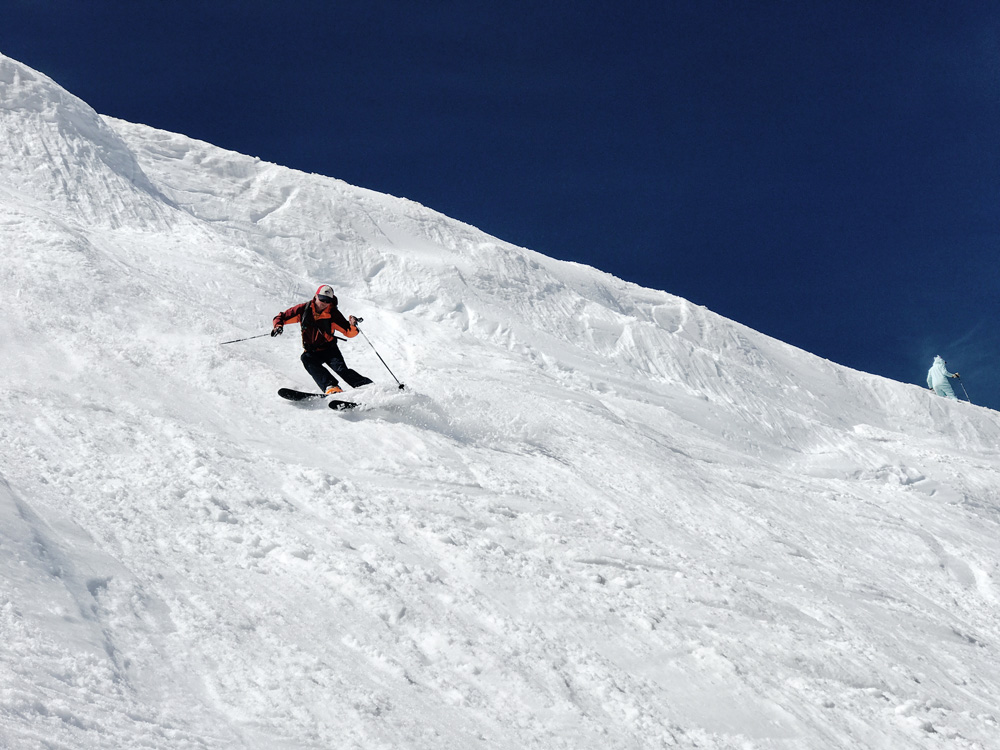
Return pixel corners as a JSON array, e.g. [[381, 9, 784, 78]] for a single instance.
[[926, 355, 958, 400]]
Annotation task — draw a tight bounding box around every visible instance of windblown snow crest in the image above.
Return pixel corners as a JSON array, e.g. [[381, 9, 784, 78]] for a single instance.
[[0, 53, 170, 227], [2, 53, 1000, 750]]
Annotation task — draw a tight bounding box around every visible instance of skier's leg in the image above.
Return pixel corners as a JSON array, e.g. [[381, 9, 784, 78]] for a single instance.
[[933, 383, 958, 401], [301, 350, 338, 391], [324, 346, 373, 388]]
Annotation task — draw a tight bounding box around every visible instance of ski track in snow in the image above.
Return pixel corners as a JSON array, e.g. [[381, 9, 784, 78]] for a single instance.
[[2, 52, 1000, 749]]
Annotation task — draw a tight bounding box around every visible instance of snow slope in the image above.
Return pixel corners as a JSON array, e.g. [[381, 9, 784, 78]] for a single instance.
[[2, 52, 1000, 750]]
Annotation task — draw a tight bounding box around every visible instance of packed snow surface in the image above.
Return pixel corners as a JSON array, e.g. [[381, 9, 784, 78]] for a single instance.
[[2, 53, 999, 750]]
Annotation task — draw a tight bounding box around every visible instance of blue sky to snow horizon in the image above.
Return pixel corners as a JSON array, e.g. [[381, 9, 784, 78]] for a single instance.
[[4, 1, 999, 409]]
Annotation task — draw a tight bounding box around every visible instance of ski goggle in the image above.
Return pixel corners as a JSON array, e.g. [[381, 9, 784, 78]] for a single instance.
[[316, 294, 335, 304]]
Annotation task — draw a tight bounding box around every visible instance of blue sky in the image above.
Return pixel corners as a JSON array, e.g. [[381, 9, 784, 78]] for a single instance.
[[4, 1, 999, 409]]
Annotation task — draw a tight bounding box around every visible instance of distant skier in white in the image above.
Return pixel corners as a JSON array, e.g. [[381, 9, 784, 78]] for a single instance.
[[926, 355, 960, 400]]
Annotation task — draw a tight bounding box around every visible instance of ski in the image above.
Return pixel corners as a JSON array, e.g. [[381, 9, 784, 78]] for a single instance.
[[279, 388, 359, 411], [328, 400, 359, 411], [278, 388, 328, 401]]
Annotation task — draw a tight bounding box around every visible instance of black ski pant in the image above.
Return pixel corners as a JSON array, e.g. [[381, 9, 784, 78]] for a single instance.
[[301, 345, 373, 391]]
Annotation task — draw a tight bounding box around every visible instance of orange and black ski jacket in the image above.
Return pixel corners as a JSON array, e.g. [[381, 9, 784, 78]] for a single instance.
[[273, 297, 359, 351]]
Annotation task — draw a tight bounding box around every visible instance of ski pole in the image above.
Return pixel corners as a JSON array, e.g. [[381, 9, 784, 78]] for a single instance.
[[220, 333, 272, 345], [956, 376, 972, 403], [354, 318, 405, 389]]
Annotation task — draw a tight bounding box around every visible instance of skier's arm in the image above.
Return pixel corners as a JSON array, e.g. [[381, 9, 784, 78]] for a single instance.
[[328, 309, 359, 338], [272, 303, 306, 335]]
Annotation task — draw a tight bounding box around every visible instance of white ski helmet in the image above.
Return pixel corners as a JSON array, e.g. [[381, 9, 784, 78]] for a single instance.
[[315, 284, 335, 303]]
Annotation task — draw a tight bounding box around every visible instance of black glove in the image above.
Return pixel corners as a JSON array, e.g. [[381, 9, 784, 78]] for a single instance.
[[271, 324, 283, 337]]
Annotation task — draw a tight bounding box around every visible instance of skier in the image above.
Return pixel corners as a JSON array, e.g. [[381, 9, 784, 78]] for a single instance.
[[926, 355, 960, 401], [272, 285, 373, 395]]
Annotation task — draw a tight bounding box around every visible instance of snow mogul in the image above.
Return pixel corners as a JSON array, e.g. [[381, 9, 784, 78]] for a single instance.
[[926, 355, 960, 401], [272, 285, 373, 395]]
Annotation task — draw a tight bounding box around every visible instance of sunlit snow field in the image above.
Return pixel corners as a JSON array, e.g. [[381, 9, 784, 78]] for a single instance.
[[2, 53, 999, 749]]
